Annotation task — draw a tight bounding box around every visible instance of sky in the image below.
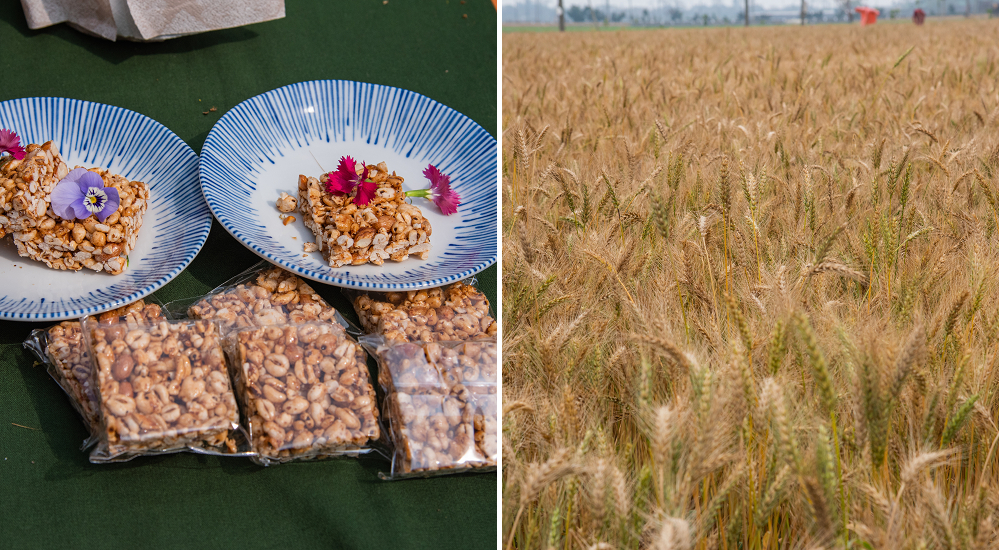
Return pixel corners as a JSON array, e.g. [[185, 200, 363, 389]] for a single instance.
[[502, 0, 849, 12]]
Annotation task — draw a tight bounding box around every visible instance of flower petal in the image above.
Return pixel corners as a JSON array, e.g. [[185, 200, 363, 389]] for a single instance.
[[50, 178, 87, 220], [96, 187, 120, 223], [0, 129, 15, 150], [0, 129, 26, 161], [433, 186, 461, 215], [423, 164, 448, 191], [355, 179, 377, 206], [77, 171, 104, 192], [62, 167, 89, 185], [326, 155, 360, 195]]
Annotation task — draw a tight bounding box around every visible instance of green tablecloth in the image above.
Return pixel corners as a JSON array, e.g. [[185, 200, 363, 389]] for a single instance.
[[0, 1, 497, 548]]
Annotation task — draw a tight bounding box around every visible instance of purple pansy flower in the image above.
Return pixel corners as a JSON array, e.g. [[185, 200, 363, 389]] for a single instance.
[[50, 168, 120, 222]]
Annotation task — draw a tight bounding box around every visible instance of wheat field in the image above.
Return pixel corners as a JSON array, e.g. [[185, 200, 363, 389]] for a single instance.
[[501, 20, 999, 550]]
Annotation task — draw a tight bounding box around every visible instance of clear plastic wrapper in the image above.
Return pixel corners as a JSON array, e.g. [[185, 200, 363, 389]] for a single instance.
[[23, 299, 167, 449], [345, 279, 497, 343], [361, 336, 497, 479], [224, 321, 380, 466], [82, 317, 243, 463], [177, 261, 338, 332]]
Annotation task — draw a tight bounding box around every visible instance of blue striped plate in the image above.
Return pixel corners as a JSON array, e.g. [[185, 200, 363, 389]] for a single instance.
[[200, 80, 497, 290], [0, 97, 211, 320]]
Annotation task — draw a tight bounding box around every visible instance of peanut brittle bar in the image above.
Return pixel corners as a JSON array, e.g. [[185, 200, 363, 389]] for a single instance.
[[0, 141, 148, 274], [297, 162, 432, 268], [351, 282, 497, 343]]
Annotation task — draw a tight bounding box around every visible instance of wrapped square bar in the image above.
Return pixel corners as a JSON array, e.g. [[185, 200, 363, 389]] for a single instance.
[[226, 322, 380, 465], [0, 141, 148, 274], [186, 265, 338, 331], [27, 299, 166, 447], [469, 392, 497, 465], [350, 282, 497, 343], [362, 337, 497, 477], [297, 161, 432, 267], [385, 392, 485, 475], [83, 318, 240, 461]]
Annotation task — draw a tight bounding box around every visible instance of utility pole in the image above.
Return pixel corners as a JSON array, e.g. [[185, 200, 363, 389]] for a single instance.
[[745, 0, 750, 25], [801, 0, 806, 23], [558, 0, 565, 30]]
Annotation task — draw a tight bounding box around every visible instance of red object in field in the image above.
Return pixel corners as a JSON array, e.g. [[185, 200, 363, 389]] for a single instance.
[[854, 6, 879, 25], [913, 8, 926, 24]]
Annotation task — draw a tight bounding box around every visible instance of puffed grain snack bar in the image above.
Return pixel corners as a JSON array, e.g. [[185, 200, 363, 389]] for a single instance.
[[298, 161, 432, 267], [187, 265, 338, 330], [369, 338, 497, 475], [469, 392, 497, 465], [228, 322, 380, 464], [0, 141, 148, 274], [385, 392, 485, 474], [85, 318, 240, 459], [42, 300, 166, 443], [351, 282, 497, 343]]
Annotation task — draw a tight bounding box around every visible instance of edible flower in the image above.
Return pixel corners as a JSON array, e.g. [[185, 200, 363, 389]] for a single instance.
[[405, 164, 461, 215], [325, 156, 377, 206], [50, 168, 120, 222], [0, 129, 26, 169]]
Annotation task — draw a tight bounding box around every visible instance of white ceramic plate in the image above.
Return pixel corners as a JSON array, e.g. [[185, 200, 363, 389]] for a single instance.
[[0, 97, 211, 320], [199, 80, 497, 290]]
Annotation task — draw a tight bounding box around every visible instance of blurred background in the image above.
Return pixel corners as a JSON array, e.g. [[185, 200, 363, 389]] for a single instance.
[[502, 0, 998, 27]]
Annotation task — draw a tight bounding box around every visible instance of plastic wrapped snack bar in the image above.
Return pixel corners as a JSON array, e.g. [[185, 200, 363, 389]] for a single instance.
[[360, 337, 497, 479], [183, 261, 338, 332], [82, 318, 241, 462], [225, 322, 380, 465], [346, 280, 497, 343], [469, 392, 497, 465], [23, 299, 167, 449]]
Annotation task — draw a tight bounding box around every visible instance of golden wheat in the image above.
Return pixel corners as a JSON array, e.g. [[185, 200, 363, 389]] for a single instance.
[[503, 19, 998, 550]]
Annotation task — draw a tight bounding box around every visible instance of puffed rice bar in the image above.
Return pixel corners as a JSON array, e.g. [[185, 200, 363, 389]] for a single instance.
[[0, 141, 148, 274], [43, 300, 166, 439], [229, 322, 380, 463], [298, 161, 432, 268], [187, 266, 338, 330], [352, 282, 497, 343], [85, 318, 240, 457]]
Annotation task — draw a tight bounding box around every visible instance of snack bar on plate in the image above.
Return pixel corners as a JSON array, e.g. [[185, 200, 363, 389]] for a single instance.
[[0, 141, 148, 274], [298, 161, 432, 267], [349, 281, 497, 343]]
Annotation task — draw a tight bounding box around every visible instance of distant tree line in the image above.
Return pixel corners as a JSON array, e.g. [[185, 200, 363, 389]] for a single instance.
[[566, 5, 626, 22]]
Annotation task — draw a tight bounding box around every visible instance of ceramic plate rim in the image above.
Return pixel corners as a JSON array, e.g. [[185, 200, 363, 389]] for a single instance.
[[199, 79, 497, 290], [0, 97, 212, 320]]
